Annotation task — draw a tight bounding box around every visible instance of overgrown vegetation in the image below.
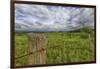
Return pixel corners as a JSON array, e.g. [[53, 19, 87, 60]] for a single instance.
[[15, 28, 95, 66]]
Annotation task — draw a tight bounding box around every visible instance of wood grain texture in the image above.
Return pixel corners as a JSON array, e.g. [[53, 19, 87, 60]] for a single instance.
[[27, 33, 47, 64]]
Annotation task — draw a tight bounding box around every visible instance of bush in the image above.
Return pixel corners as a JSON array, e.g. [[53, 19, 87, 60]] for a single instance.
[[80, 27, 93, 33], [80, 33, 89, 39]]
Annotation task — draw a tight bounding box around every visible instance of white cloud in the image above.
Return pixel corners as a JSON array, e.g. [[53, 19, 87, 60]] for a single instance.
[[15, 4, 94, 32]]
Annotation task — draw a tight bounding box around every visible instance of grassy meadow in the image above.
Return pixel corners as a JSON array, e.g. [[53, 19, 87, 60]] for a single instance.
[[15, 30, 95, 66]]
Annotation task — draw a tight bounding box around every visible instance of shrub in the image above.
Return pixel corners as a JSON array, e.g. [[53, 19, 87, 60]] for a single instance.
[[80, 33, 89, 39], [80, 27, 93, 33]]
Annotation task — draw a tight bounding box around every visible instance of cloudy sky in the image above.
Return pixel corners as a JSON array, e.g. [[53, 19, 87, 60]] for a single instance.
[[15, 4, 94, 32]]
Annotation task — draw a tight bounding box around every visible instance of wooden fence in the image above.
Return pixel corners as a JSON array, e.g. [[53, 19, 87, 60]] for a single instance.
[[27, 33, 47, 65]]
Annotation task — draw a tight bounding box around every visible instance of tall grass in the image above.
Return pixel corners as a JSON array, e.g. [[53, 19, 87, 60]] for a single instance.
[[15, 31, 95, 66]]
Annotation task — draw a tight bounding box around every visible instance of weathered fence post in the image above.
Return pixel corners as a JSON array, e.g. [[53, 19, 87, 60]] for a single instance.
[[27, 33, 47, 65]]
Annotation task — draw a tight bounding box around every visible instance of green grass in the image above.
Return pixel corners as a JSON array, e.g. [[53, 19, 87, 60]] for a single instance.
[[15, 33, 29, 66], [15, 32, 95, 66]]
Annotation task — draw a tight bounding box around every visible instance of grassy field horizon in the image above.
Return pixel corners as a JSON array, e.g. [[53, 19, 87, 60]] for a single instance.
[[15, 30, 95, 66]]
